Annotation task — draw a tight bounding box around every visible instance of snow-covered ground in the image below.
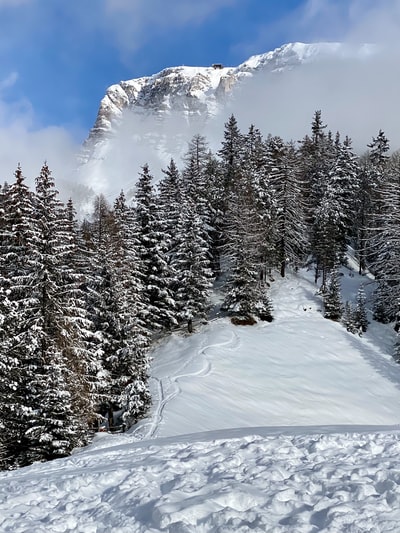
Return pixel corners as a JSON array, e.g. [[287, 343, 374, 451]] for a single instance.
[[1, 265, 400, 532]]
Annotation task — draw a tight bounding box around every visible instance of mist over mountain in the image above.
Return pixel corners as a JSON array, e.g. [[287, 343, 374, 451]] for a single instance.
[[76, 40, 398, 200]]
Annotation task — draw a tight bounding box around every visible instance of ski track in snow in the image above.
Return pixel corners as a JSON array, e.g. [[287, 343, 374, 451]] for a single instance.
[[136, 328, 240, 440]]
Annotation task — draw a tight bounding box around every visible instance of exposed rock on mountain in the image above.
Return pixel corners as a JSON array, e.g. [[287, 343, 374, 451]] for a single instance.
[[79, 42, 376, 195]]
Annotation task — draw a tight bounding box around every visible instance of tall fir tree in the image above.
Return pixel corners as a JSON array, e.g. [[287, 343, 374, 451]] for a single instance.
[[135, 164, 177, 331], [14, 164, 90, 465], [171, 200, 213, 330], [111, 191, 150, 425], [267, 138, 308, 276], [0, 166, 37, 467], [323, 265, 342, 321], [222, 173, 273, 321], [218, 114, 244, 195]]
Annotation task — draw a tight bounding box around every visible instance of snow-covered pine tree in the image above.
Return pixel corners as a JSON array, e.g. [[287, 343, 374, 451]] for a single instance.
[[183, 136, 225, 277], [342, 301, 357, 333], [82, 193, 135, 424], [328, 135, 360, 256], [135, 164, 177, 331], [368, 129, 390, 171], [0, 166, 37, 462], [267, 138, 308, 277], [0, 285, 16, 469], [242, 128, 277, 279], [158, 158, 182, 251], [298, 111, 333, 225], [110, 191, 150, 426], [0, 166, 76, 468], [309, 135, 357, 287], [354, 287, 368, 333], [218, 114, 244, 195], [365, 130, 391, 270], [181, 134, 210, 207], [222, 173, 273, 322], [312, 189, 341, 287], [19, 164, 89, 465], [323, 265, 342, 321], [369, 171, 400, 322], [62, 198, 104, 428], [171, 199, 213, 330]]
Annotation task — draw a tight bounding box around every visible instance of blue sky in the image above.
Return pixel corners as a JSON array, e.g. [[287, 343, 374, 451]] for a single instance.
[[0, 0, 376, 138], [0, 0, 399, 184]]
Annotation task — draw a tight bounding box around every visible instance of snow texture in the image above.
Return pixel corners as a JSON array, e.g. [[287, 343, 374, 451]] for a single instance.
[[1, 265, 400, 532]]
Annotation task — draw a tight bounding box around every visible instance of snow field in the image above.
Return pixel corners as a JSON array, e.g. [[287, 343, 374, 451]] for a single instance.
[[133, 268, 400, 440], [2, 266, 400, 531], [1, 429, 400, 532]]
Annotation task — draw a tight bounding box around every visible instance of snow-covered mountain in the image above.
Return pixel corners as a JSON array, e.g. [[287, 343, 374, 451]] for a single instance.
[[2, 263, 400, 531], [78, 42, 376, 195]]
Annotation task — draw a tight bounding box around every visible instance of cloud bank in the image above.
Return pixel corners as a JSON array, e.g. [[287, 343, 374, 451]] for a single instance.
[[0, 71, 80, 199], [229, 47, 400, 154]]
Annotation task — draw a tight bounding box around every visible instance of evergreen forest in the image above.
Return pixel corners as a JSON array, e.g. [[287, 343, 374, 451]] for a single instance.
[[1, 110, 399, 469]]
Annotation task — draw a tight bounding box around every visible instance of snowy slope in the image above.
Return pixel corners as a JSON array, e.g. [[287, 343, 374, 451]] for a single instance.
[[1, 265, 400, 532], [132, 272, 400, 441]]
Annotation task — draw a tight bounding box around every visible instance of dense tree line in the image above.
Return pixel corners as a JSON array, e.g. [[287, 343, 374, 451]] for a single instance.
[[1, 110, 400, 469]]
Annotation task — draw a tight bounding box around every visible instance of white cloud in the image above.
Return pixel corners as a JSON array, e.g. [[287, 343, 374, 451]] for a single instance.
[[0, 122, 78, 184], [344, 0, 400, 45], [298, 0, 400, 46], [228, 46, 400, 154], [0, 87, 81, 200], [238, 0, 400, 62], [103, 0, 237, 53]]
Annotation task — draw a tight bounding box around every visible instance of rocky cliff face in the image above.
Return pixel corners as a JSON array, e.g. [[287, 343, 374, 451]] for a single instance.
[[82, 64, 235, 155], [78, 42, 375, 195]]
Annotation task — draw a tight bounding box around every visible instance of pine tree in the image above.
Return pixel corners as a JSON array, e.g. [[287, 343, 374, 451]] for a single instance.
[[82, 192, 149, 426], [0, 164, 91, 466], [312, 189, 342, 287], [158, 158, 182, 252], [135, 164, 177, 331], [181, 136, 223, 276], [354, 155, 374, 274], [328, 136, 360, 252], [365, 130, 391, 270], [0, 167, 35, 466], [354, 287, 368, 333], [0, 165, 79, 467], [245, 130, 277, 279], [342, 301, 357, 333], [22, 164, 89, 463], [222, 174, 273, 321], [218, 114, 243, 194], [323, 265, 342, 321], [111, 191, 150, 425], [172, 200, 213, 330], [369, 175, 400, 322], [299, 110, 332, 225], [268, 138, 308, 276], [368, 129, 390, 170]]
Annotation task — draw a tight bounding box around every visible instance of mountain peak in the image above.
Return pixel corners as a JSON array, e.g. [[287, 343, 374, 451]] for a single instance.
[[79, 41, 377, 195]]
